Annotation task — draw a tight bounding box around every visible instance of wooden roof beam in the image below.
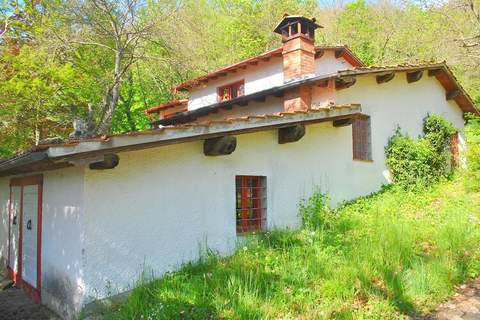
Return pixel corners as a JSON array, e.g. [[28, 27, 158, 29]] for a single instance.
[[334, 49, 344, 59], [428, 68, 442, 77], [333, 118, 352, 127], [278, 124, 305, 144], [336, 76, 356, 90], [446, 90, 461, 101], [204, 136, 237, 156], [406, 70, 423, 83], [273, 91, 284, 97], [376, 72, 395, 84], [315, 50, 324, 59]]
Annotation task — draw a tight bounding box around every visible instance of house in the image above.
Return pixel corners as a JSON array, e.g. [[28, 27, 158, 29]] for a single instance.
[[0, 15, 477, 319]]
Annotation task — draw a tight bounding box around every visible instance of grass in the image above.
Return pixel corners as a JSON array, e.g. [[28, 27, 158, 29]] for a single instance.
[[101, 172, 480, 320]]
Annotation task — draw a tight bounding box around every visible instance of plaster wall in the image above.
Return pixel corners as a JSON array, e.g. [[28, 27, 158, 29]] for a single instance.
[[187, 53, 354, 111], [187, 57, 284, 111], [315, 50, 351, 75], [335, 72, 466, 163], [41, 166, 86, 319], [81, 122, 358, 300]]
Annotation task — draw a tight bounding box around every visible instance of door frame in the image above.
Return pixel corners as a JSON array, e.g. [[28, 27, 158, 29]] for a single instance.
[[7, 175, 43, 303]]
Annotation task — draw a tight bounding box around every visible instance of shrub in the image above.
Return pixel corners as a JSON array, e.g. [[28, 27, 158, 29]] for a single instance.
[[386, 129, 441, 186], [423, 114, 456, 154], [299, 191, 333, 230], [386, 115, 457, 187]]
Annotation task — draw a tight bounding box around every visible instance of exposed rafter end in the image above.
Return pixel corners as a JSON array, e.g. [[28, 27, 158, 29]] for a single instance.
[[376, 72, 395, 84], [89, 154, 119, 170], [446, 90, 461, 101], [204, 136, 237, 156], [315, 50, 324, 59], [273, 91, 284, 97], [428, 69, 442, 77], [333, 118, 352, 127], [336, 76, 356, 90], [278, 124, 306, 144], [334, 49, 344, 59], [317, 80, 329, 88], [406, 70, 423, 83]]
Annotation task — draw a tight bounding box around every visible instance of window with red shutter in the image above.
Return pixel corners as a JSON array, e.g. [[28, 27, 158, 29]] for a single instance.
[[235, 176, 266, 234], [218, 80, 245, 102], [352, 117, 372, 161]]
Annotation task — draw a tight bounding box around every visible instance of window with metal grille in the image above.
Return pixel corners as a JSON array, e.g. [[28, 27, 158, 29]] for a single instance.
[[352, 116, 372, 161], [235, 176, 266, 234], [218, 80, 245, 102]]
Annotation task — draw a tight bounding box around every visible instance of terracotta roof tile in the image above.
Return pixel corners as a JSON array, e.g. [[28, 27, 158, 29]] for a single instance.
[[173, 46, 365, 91]]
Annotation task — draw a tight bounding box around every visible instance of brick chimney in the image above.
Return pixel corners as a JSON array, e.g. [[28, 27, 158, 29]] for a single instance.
[[274, 15, 321, 112]]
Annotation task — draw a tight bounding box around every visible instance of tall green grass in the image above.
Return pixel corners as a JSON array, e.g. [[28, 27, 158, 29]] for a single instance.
[[101, 174, 480, 320]]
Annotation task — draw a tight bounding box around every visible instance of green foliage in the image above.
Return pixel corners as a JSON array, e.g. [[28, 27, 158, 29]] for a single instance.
[[386, 130, 439, 187], [386, 115, 457, 187], [299, 191, 332, 230], [2, 0, 480, 156], [423, 114, 456, 154], [101, 175, 480, 319], [464, 114, 480, 191]]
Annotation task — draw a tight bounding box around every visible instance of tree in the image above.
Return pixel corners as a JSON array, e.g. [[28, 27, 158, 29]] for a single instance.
[[58, 0, 176, 135]]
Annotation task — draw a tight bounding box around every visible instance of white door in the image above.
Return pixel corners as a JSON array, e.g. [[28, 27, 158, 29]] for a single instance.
[[8, 186, 22, 276], [21, 185, 39, 288]]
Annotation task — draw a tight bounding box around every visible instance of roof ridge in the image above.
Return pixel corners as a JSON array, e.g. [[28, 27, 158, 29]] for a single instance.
[[173, 45, 364, 92]]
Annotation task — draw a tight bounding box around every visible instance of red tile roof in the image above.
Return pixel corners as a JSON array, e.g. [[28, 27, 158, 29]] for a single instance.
[[173, 46, 365, 92], [144, 99, 188, 114]]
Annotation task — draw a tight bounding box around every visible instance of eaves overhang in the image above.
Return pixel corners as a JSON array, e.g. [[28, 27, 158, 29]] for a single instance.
[[0, 105, 363, 177]]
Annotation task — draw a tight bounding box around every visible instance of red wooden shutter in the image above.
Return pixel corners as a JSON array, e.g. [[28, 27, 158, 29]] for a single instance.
[[352, 117, 372, 161]]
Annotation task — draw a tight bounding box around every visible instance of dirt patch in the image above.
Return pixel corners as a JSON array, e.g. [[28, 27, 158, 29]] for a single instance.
[[420, 278, 480, 320], [0, 287, 58, 320]]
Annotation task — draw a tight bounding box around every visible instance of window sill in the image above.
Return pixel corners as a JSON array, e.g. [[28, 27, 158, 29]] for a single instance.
[[353, 158, 374, 163], [236, 230, 263, 237]]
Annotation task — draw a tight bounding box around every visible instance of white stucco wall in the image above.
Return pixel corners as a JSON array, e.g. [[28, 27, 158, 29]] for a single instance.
[[335, 72, 465, 158], [41, 166, 86, 319], [187, 52, 354, 111], [0, 167, 86, 319], [80, 122, 358, 301], [187, 57, 284, 111], [315, 50, 352, 75]]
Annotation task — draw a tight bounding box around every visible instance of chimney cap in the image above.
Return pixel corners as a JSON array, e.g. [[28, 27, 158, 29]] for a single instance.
[[273, 15, 322, 34]]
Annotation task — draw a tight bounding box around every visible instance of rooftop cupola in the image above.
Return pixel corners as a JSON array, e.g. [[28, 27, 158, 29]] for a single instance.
[[273, 15, 321, 43], [274, 15, 322, 112]]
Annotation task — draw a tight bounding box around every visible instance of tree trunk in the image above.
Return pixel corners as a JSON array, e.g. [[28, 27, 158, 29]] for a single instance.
[[97, 49, 123, 135]]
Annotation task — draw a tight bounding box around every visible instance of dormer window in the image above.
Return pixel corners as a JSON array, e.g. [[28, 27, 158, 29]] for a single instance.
[[218, 80, 245, 102]]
